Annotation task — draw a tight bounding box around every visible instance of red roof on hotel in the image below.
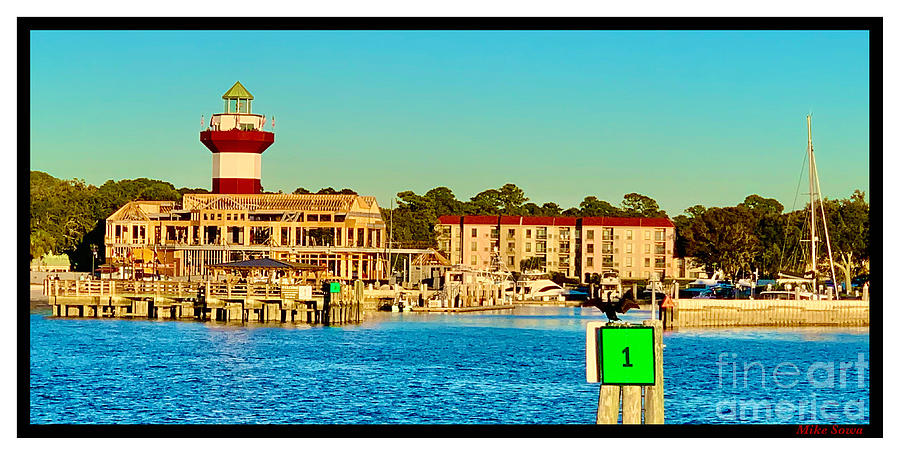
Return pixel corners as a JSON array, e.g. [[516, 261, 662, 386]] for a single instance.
[[462, 215, 499, 225], [435, 215, 673, 227], [582, 217, 674, 227], [521, 216, 555, 225]]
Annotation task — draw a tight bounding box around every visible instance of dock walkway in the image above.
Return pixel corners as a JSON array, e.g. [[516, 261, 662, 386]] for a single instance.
[[44, 279, 362, 325]]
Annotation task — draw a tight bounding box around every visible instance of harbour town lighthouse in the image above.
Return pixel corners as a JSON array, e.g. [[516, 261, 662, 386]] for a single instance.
[[200, 81, 275, 194]]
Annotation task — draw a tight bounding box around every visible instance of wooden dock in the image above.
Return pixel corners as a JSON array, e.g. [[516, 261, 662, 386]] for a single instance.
[[662, 298, 869, 328], [411, 304, 514, 313], [44, 279, 363, 325]]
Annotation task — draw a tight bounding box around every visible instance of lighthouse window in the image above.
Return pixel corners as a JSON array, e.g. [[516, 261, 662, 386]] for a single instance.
[[239, 123, 254, 131]]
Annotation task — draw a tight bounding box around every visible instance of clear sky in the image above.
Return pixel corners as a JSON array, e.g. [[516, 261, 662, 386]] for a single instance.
[[29, 30, 869, 215]]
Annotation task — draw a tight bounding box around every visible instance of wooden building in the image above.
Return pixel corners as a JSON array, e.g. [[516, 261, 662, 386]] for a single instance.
[[104, 193, 389, 280]]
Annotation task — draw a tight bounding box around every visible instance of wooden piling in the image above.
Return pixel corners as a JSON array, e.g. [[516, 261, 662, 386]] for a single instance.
[[643, 319, 664, 424], [597, 385, 621, 424]]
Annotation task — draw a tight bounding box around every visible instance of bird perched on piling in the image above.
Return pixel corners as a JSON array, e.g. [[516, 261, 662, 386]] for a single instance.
[[581, 289, 641, 321]]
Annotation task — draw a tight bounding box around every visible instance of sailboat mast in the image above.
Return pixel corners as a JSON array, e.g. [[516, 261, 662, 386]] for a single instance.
[[807, 115, 817, 284]]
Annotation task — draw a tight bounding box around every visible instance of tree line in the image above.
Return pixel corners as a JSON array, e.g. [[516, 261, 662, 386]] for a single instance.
[[28, 171, 357, 270], [29, 172, 869, 289]]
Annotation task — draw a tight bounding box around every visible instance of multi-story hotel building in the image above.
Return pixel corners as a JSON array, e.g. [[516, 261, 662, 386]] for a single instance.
[[436, 215, 676, 282], [103, 82, 392, 280]]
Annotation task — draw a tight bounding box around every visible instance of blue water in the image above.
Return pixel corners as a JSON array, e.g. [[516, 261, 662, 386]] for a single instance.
[[29, 306, 869, 424]]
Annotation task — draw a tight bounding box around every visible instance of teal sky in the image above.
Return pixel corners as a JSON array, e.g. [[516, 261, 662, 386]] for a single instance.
[[29, 30, 869, 215]]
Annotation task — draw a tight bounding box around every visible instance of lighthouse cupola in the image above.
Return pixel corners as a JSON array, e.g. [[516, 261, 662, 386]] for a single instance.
[[200, 81, 275, 194]]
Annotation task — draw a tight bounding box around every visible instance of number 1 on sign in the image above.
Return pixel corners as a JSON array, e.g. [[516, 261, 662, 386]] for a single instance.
[[622, 347, 633, 367]]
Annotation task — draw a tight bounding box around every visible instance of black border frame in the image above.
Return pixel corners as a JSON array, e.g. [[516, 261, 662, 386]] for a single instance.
[[596, 326, 656, 386], [19, 16, 882, 439]]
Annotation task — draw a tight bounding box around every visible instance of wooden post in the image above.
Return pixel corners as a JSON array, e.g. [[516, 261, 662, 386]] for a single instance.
[[621, 386, 642, 423], [597, 386, 620, 424], [643, 319, 664, 423]]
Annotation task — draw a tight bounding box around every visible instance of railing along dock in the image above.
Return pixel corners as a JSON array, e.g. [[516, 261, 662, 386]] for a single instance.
[[44, 278, 363, 325]]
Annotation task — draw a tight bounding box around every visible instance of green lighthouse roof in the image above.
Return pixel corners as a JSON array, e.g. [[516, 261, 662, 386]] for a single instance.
[[222, 81, 253, 100]]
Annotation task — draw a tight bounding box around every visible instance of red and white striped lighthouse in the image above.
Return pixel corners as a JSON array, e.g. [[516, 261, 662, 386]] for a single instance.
[[200, 81, 275, 194]]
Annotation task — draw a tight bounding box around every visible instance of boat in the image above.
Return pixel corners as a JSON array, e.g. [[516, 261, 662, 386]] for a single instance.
[[597, 271, 623, 302], [776, 115, 841, 300], [516, 270, 587, 301]]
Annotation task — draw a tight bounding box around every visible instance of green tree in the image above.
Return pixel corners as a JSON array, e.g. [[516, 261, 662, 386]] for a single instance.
[[621, 193, 666, 218], [292, 187, 311, 194], [540, 202, 562, 216], [823, 190, 869, 292], [470, 189, 503, 214], [688, 206, 758, 278], [497, 183, 528, 215], [578, 196, 621, 217]]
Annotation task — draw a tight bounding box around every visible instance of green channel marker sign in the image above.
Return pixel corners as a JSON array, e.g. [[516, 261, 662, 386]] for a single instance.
[[329, 282, 341, 293], [586, 324, 656, 385]]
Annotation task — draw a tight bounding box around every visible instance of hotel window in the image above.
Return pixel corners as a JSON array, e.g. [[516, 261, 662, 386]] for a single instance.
[[627, 271, 633, 278], [655, 242, 666, 255], [320, 214, 332, 222], [655, 229, 665, 241], [525, 243, 532, 253], [644, 244, 651, 254], [626, 243, 633, 253], [471, 256, 477, 265], [507, 242, 515, 253], [536, 242, 546, 253], [626, 257, 633, 267], [471, 241, 477, 251], [586, 229, 594, 240], [601, 242, 613, 254], [626, 230, 633, 240], [587, 244, 594, 253], [471, 228, 477, 237], [655, 257, 667, 268], [644, 230, 651, 240], [526, 229, 532, 239], [602, 255, 613, 268], [334, 214, 345, 222], [587, 257, 594, 268], [508, 256, 515, 266], [508, 229, 515, 237], [490, 228, 499, 239], [307, 214, 319, 222], [536, 227, 547, 239], [602, 228, 613, 240], [644, 258, 651, 267]]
